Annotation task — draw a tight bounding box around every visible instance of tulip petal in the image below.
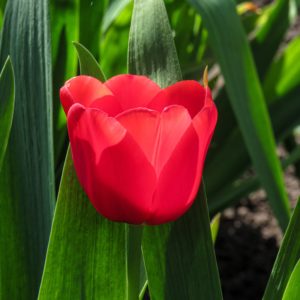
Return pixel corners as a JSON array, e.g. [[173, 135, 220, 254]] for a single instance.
[[60, 75, 112, 114], [104, 74, 161, 110], [89, 95, 123, 116], [148, 81, 206, 117], [147, 125, 200, 225], [116, 105, 192, 175], [67, 104, 157, 224], [189, 99, 218, 201]]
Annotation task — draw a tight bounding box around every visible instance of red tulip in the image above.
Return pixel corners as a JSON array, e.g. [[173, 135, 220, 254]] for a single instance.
[[60, 74, 217, 225]]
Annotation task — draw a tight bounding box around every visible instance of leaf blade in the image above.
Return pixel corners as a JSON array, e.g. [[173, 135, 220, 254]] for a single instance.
[[263, 200, 300, 299], [129, 1, 222, 299], [0, 56, 14, 170], [188, 0, 290, 230], [0, 0, 55, 297]]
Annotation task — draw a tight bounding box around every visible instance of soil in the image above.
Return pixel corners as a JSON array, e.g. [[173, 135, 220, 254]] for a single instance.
[[215, 161, 300, 300]]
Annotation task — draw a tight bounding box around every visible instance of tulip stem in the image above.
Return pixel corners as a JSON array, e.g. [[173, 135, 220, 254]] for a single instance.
[[126, 224, 143, 300]]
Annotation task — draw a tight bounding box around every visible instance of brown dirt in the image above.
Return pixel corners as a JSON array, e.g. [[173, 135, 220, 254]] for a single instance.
[[215, 161, 300, 300]]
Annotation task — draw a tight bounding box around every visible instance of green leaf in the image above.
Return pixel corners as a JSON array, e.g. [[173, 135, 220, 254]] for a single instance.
[[129, 1, 222, 299], [128, 0, 182, 87], [51, 0, 79, 172], [263, 36, 300, 104], [252, 0, 293, 77], [143, 188, 222, 300], [51, 0, 79, 79], [79, 0, 108, 60], [73, 41, 106, 81], [210, 213, 221, 244], [283, 260, 300, 300], [0, 0, 55, 298], [39, 46, 127, 299], [38, 151, 127, 300], [263, 199, 300, 300], [0, 57, 14, 171], [188, 0, 290, 230], [102, 0, 130, 34]]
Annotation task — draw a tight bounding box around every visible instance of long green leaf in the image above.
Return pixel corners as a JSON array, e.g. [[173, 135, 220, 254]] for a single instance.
[[0, 57, 14, 171], [79, 0, 108, 60], [38, 151, 127, 299], [263, 200, 300, 300], [143, 188, 222, 300], [283, 260, 300, 300], [39, 46, 127, 299], [188, 0, 290, 230], [128, 0, 182, 87], [129, 1, 222, 299], [51, 0, 79, 172], [0, 0, 55, 298]]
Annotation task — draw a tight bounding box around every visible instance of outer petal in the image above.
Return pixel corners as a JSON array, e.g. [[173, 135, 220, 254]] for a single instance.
[[104, 74, 161, 110], [189, 92, 218, 200], [60, 76, 112, 114], [147, 91, 217, 225], [147, 125, 200, 225], [116, 105, 192, 175], [67, 104, 157, 224], [147, 81, 206, 117]]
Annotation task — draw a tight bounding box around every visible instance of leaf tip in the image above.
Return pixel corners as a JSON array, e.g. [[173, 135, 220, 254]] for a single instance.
[[203, 66, 209, 87]]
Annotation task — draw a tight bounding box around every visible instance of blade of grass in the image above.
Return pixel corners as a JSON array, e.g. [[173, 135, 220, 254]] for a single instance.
[[129, 1, 222, 299], [188, 0, 290, 230], [0, 57, 14, 171], [263, 199, 300, 299]]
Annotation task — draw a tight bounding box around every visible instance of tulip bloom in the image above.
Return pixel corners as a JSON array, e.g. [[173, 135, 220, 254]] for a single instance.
[[60, 74, 217, 225]]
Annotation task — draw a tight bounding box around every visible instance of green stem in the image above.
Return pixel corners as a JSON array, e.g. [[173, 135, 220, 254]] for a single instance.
[[126, 224, 143, 300]]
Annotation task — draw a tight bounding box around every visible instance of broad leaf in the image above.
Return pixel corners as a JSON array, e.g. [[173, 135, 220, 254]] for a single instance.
[[39, 44, 127, 299], [129, 1, 222, 299], [0, 0, 55, 298], [38, 151, 127, 300]]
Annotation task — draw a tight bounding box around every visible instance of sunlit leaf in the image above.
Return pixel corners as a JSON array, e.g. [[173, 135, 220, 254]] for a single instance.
[[39, 45, 127, 300], [283, 260, 300, 300], [263, 199, 300, 300]]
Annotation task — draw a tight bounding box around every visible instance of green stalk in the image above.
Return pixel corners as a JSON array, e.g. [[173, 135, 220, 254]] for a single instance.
[[126, 224, 143, 300]]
